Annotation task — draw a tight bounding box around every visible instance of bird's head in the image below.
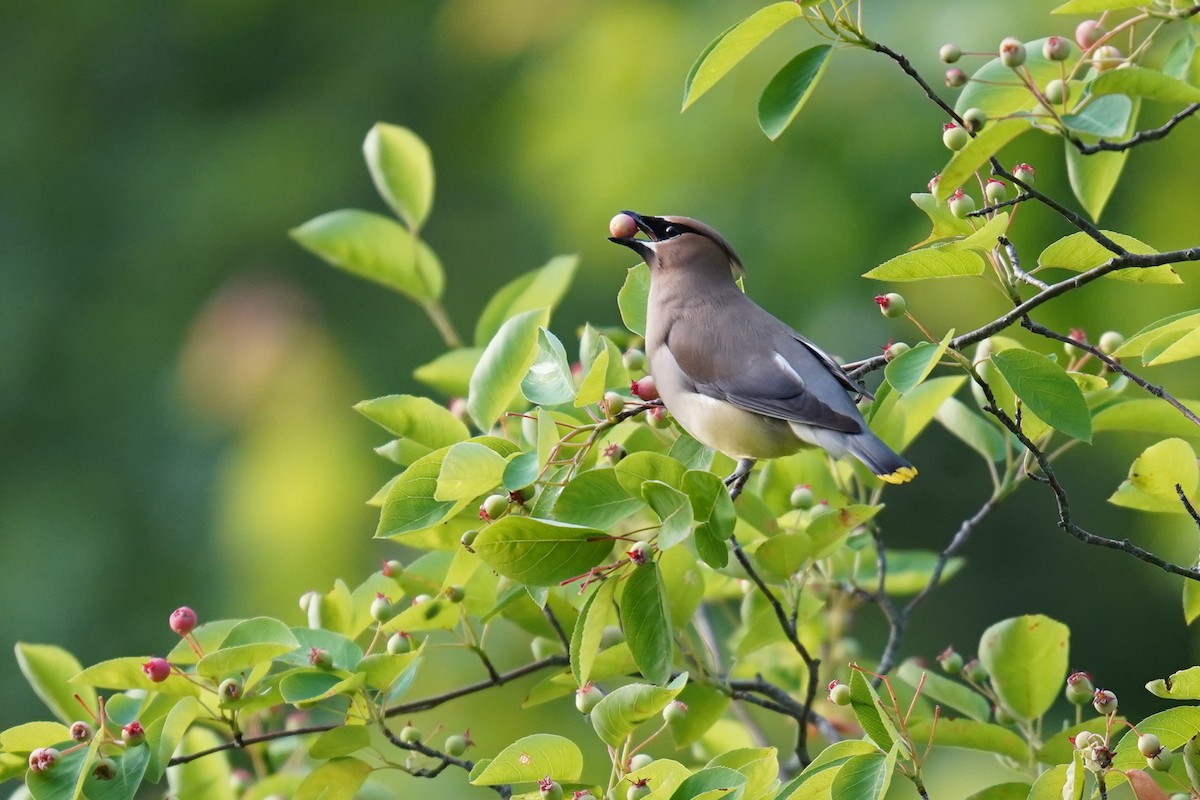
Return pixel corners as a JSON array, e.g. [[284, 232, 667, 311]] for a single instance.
[[608, 211, 744, 280]]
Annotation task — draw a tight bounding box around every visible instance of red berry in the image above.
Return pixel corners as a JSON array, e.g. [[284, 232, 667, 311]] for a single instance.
[[28, 747, 60, 773], [630, 376, 659, 401], [169, 606, 197, 636], [609, 213, 638, 240], [142, 657, 171, 683], [627, 541, 651, 565]]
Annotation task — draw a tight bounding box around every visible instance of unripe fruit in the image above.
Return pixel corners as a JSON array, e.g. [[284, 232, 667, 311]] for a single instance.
[[627, 779, 652, 800], [646, 406, 670, 429], [1092, 45, 1123, 71], [1138, 733, 1163, 757], [412, 593, 433, 605], [573, 792, 596, 800], [143, 657, 171, 683], [531, 636, 559, 660], [383, 559, 404, 578], [939, 43, 962, 63], [170, 606, 197, 636], [1098, 331, 1124, 354], [218, 678, 242, 703], [628, 753, 653, 771], [942, 123, 969, 151], [623, 349, 646, 373], [964, 659, 988, 683], [1066, 671, 1094, 704], [122, 721, 146, 746], [984, 179, 1008, 204], [399, 724, 422, 744], [963, 107, 987, 133], [790, 484, 815, 510], [1044, 79, 1069, 106], [630, 376, 659, 402], [461, 529, 479, 550], [70, 721, 93, 741], [1064, 328, 1087, 356], [938, 647, 964, 675], [576, 682, 605, 714], [945, 68, 967, 88], [828, 680, 852, 706], [603, 443, 626, 463], [627, 541, 651, 565], [482, 494, 509, 521], [662, 700, 688, 723], [1093, 689, 1118, 715], [875, 293, 907, 319], [948, 189, 976, 219], [999, 37, 1027, 68], [884, 341, 910, 360], [1148, 748, 1174, 771], [994, 705, 1016, 726], [445, 733, 470, 756], [92, 757, 117, 781], [1040, 37, 1069, 63], [927, 174, 941, 193], [1074, 730, 1096, 750], [388, 631, 413, 655], [28, 747, 61, 773], [610, 213, 638, 240], [539, 776, 565, 800], [371, 593, 393, 623], [1076, 19, 1107, 50], [604, 392, 626, 418], [444, 585, 465, 603], [309, 646, 334, 669], [1012, 163, 1036, 186]]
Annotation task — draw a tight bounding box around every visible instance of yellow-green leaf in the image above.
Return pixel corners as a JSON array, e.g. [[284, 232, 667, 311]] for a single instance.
[[682, 3, 803, 110]]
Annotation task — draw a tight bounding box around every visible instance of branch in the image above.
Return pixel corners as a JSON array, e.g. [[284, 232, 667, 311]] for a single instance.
[[1178, 483, 1200, 530], [380, 723, 511, 798], [1068, 103, 1200, 153], [999, 236, 1049, 291]]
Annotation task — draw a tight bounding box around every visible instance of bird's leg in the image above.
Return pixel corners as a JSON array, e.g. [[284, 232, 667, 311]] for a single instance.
[[723, 458, 756, 500]]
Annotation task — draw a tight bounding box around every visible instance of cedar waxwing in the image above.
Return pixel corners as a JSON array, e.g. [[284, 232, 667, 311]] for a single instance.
[[609, 211, 916, 492]]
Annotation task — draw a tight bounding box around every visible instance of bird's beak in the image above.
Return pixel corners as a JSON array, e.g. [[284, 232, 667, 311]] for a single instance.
[[608, 210, 660, 258]]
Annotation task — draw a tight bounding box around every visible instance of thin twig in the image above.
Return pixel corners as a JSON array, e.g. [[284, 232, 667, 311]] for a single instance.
[[380, 723, 511, 798], [999, 236, 1049, 291], [1178, 483, 1200, 529], [1068, 103, 1200, 153], [966, 193, 1031, 218]]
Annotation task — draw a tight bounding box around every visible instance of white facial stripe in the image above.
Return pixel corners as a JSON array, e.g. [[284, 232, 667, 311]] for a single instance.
[[773, 352, 805, 388]]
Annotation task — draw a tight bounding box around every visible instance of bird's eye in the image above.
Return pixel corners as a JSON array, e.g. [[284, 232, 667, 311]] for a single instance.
[[664, 224, 683, 237]]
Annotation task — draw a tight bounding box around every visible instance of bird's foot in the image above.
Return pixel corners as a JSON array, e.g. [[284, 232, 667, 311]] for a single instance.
[[723, 458, 756, 501]]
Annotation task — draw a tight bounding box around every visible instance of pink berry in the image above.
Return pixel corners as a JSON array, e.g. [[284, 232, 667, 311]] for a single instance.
[[945, 68, 967, 88], [169, 606, 197, 636], [122, 721, 146, 746], [609, 213, 638, 240], [630, 376, 659, 401], [1043, 36, 1071, 61], [1076, 20, 1107, 50], [927, 173, 941, 193], [142, 657, 171, 683]]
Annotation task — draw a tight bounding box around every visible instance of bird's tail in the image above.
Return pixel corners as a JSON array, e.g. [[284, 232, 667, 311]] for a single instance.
[[846, 431, 917, 485]]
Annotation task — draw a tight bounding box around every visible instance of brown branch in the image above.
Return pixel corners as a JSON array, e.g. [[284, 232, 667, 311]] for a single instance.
[[967, 193, 1031, 217], [1178, 483, 1200, 530], [1068, 103, 1200, 154], [380, 722, 511, 797]]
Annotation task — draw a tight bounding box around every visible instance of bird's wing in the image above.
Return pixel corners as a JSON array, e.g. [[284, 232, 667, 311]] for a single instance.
[[664, 316, 864, 434]]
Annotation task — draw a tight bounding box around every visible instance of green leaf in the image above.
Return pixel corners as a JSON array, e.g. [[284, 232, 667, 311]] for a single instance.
[[909, 718, 1028, 761], [682, 3, 803, 110], [504, 451, 539, 492], [863, 247, 984, 281], [978, 614, 1070, 720], [667, 683, 732, 749], [0, 721, 70, 752], [468, 307, 549, 429], [169, 728, 236, 800], [1093, 397, 1200, 439], [574, 347, 610, 407], [895, 659, 990, 722], [757, 45, 833, 140], [849, 669, 900, 753], [1146, 666, 1200, 699], [469, 733, 584, 784], [667, 765, 747, 800], [279, 671, 365, 705], [295, 757, 371, 800], [956, 38, 1072, 118], [934, 119, 1030, 201], [71, 657, 199, 697], [1186, 577, 1200, 625], [990, 348, 1092, 441], [590, 674, 688, 746], [146, 697, 200, 781], [642, 480, 694, 550], [621, 562, 673, 685], [1039, 231, 1181, 283], [884, 328, 954, 394], [434, 441, 507, 501], [618, 263, 651, 337], [474, 255, 578, 347], [356, 650, 422, 691], [14, 643, 95, 725], [521, 328, 577, 406], [946, 212, 1010, 254], [290, 209, 442, 302], [659, 546, 705, 631], [908, 192, 973, 249], [571, 579, 616, 686], [196, 617, 300, 678], [413, 347, 482, 398], [1065, 99, 1140, 221], [362, 123, 434, 231], [616, 451, 686, 495], [473, 517, 611, 586], [937, 397, 1005, 461], [626, 758, 692, 799], [1114, 311, 1200, 358], [553, 469, 642, 529], [1054, 0, 1144, 11], [1109, 438, 1199, 513], [829, 749, 896, 800], [855, 549, 964, 595], [707, 747, 777, 800], [1164, 33, 1197, 81], [354, 394, 468, 449], [684, 470, 735, 569], [777, 740, 879, 798], [964, 783, 1032, 800], [1108, 707, 1200, 771], [870, 376, 966, 453], [377, 446, 463, 538], [1061, 94, 1133, 138], [1093, 65, 1200, 104]]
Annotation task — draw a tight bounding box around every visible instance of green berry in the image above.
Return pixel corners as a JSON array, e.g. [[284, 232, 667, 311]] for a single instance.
[[445, 733, 469, 756], [662, 700, 688, 723], [1098, 331, 1124, 354], [383, 559, 404, 578], [942, 123, 969, 151], [371, 593, 393, 623], [218, 678, 242, 703], [999, 37, 1026, 68], [623, 349, 646, 373], [1064, 328, 1087, 356], [444, 585, 465, 603], [963, 107, 987, 133], [1093, 45, 1123, 71], [939, 43, 962, 63], [984, 179, 1008, 204], [884, 341, 910, 360], [1043, 36, 1072, 61], [1093, 689, 1118, 715], [388, 632, 413, 655], [122, 721, 146, 747], [604, 392, 626, 418], [482, 494, 509, 521], [627, 541, 651, 565], [70, 721, 93, 742], [789, 484, 815, 510], [1148, 748, 1173, 771], [627, 779, 652, 800], [1012, 163, 1036, 186], [628, 753, 653, 772], [531, 636, 559, 660], [1065, 671, 1094, 704], [1074, 730, 1096, 750], [92, 757, 117, 781], [948, 190, 976, 219], [875, 293, 907, 319], [828, 681, 852, 706], [945, 68, 967, 88], [539, 777, 565, 800], [461, 529, 479, 549], [309, 646, 334, 669], [963, 659, 988, 683], [1138, 733, 1163, 757], [1045, 79, 1069, 105], [576, 682, 605, 714], [399, 724, 422, 744], [938, 647, 964, 675], [646, 406, 670, 429]]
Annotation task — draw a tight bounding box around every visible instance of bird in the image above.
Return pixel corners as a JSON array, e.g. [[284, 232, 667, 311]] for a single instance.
[[608, 211, 916, 495]]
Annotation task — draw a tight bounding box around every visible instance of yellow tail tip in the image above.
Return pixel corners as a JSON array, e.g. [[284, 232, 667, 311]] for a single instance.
[[877, 466, 918, 485]]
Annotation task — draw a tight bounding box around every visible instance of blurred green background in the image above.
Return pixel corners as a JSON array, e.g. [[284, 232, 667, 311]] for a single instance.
[[3, 0, 1200, 794]]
